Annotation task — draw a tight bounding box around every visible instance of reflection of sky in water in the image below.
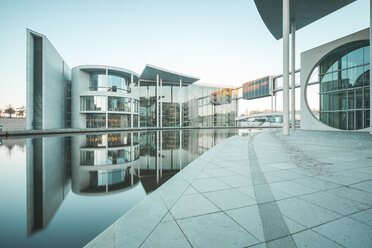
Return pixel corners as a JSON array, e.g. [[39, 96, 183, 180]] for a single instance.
[[0, 130, 236, 248]]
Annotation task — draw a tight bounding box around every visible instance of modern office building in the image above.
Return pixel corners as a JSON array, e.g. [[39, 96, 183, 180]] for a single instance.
[[26, 30, 237, 130], [254, 0, 371, 133]]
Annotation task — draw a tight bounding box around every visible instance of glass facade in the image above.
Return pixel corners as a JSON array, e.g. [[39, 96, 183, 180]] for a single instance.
[[80, 96, 107, 111], [90, 71, 130, 92], [243, 76, 271, 99], [108, 97, 131, 112], [108, 114, 131, 128], [139, 83, 237, 127], [86, 114, 106, 128], [307, 40, 370, 130]]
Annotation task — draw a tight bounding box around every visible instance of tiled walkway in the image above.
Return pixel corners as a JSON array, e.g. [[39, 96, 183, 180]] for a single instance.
[[86, 130, 372, 248]]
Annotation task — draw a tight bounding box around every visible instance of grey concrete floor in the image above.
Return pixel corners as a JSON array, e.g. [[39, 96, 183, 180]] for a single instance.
[[85, 130, 372, 248]]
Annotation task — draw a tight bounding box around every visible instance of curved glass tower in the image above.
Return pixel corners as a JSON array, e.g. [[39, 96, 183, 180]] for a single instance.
[[71, 65, 140, 129]]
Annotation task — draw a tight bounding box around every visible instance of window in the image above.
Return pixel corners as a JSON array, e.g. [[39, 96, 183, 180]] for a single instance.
[[306, 40, 370, 130], [81, 96, 107, 111]]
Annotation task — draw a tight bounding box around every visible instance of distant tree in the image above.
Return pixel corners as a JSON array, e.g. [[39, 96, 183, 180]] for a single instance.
[[4, 105, 15, 118], [0, 109, 2, 117], [16, 106, 26, 118]]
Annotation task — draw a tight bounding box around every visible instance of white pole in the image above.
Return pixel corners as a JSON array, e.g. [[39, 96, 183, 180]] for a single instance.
[[291, 19, 296, 131], [160, 130, 162, 178], [179, 78, 182, 127], [370, 0, 372, 134], [179, 130, 182, 171], [156, 74, 159, 128], [160, 78, 163, 128], [283, 0, 290, 135], [270, 77, 274, 112], [138, 79, 140, 127], [156, 131, 159, 183]]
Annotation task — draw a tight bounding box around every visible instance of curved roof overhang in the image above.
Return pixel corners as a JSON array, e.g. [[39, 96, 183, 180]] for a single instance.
[[254, 0, 356, 40], [140, 64, 200, 86], [74, 65, 140, 81]]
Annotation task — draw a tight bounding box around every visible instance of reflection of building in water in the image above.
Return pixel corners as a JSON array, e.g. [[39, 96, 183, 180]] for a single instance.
[[24, 129, 236, 236], [137, 130, 236, 193], [72, 133, 140, 195], [26, 137, 71, 236]]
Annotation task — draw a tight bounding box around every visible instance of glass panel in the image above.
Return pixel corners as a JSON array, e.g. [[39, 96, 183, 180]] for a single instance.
[[320, 93, 330, 111], [320, 73, 332, 92], [80, 150, 106, 166], [356, 89, 363, 109], [80, 96, 107, 111], [108, 149, 131, 164], [365, 110, 370, 128], [108, 133, 131, 147], [108, 97, 131, 112], [86, 114, 106, 128], [363, 66, 370, 86], [348, 111, 355, 130], [364, 46, 370, 65], [365, 88, 370, 111], [331, 92, 347, 111], [90, 73, 107, 91], [348, 91, 355, 109], [85, 135, 105, 148], [108, 114, 131, 128], [347, 47, 363, 67], [347, 66, 364, 88], [356, 111, 364, 129], [107, 74, 127, 92]]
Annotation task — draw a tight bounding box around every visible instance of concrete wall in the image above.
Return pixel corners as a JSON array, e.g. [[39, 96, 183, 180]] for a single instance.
[[300, 28, 370, 132], [26, 29, 71, 130], [71, 68, 90, 128]]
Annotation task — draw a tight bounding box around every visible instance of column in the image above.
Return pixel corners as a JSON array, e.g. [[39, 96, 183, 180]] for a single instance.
[[291, 19, 296, 131], [179, 78, 182, 127], [105, 95, 108, 128], [160, 78, 163, 128], [156, 74, 159, 128], [156, 131, 159, 183], [138, 80, 141, 128], [160, 130, 162, 178], [270, 77, 274, 112], [131, 74, 133, 91], [283, 0, 290, 135], [179, 130, 182, 171]]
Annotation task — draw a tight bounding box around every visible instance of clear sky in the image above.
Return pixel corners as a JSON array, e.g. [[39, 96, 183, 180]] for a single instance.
[[0, 0, 369, 109]]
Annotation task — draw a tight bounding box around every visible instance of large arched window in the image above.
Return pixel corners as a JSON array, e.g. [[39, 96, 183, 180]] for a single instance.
[[306, 40, 370, 130]]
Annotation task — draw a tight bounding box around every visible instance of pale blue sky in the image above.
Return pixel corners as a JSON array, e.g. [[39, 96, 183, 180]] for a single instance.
[[0, 0, 369, 108]]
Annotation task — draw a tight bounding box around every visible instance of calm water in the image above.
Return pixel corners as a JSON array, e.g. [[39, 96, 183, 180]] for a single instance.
[[0, 129, 238, 248]]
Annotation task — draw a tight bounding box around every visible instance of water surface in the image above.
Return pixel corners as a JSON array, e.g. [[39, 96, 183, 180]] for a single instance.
[[0, 129, 237, 248]]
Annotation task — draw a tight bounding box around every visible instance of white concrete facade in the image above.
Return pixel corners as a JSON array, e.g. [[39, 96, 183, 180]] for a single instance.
[[300, 28, 370, 132], [26, 29, 71, 130]]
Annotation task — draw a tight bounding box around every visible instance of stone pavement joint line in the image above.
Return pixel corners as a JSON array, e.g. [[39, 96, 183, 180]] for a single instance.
[[248, 134, 295, 246], [85, 130, 372, 248]]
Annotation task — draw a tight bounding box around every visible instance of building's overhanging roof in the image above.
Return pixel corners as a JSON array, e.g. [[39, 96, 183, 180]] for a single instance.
[[254, 0, 356, 40], [75, 65, 140, 81], [139, 64, 200, 86]]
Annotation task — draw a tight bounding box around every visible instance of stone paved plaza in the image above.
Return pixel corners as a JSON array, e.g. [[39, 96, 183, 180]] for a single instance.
[[86, 130, 372, 248]]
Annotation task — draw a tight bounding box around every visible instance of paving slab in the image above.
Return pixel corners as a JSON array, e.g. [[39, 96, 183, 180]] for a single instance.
[[177, 212, 260, 248], [314, 217, 372, 248]]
